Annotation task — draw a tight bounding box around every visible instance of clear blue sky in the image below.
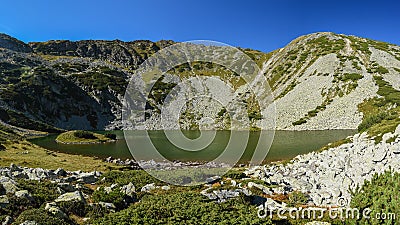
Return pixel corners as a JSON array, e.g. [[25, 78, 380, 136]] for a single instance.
[[1, 0, 399, 52]]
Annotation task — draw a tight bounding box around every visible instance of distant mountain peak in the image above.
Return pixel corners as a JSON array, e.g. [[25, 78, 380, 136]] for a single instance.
[[0, 33, 32, 53]]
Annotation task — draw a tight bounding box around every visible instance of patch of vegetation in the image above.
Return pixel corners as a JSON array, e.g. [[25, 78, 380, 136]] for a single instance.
[[240, 48, 274, 68], [91, 192, 267, 225], [222, 168, 247, 180], [104, 133, 117, 140], [56, 130, 113, 144], [357, 96, 400, 143], [53, 63, 89, 73], [92, 186, 131, 209], [340, 73, 363, 82], [0, 141, 118, 171], [286, 191, 309, 207], [368, 63, 389, 75], [292, 118, 307, 126], [348, 170, 400, 224], [293, 98, 333, 126], [358, 112, 396, 132], [71, 71, 128, 95], [386, 135, 398, 143], [277, 81, 298, 99], [17, 179, 59, 206], [374, 76, 400, 105], [15, 208, 72, 225], [0, 108, 60, 133], [319, 138, 351, 152]]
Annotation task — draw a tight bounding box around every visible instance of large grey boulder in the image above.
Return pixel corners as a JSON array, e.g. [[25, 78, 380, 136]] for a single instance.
[[45, 202, 68, 219], [15, 190, 34, 202], [0, 176, 19, 194], [54, 168, 67, 177], [120, 182, 136, 196], [77, 172, 98, 184], [55, 191, 85, 203]]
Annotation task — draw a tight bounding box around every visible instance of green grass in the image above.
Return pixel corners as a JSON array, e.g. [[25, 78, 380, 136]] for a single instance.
[[55, 130, 113, 144], [0, 141, 119, 171]]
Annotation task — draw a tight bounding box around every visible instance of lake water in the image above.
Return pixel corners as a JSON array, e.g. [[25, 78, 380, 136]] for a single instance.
[[30, 130, 355, 164]]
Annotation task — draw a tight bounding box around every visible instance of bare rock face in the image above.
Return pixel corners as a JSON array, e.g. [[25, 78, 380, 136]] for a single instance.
[[0, 33, 32, 53]]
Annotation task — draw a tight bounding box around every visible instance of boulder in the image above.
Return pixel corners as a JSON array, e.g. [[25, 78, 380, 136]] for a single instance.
[[120, 182, 135, 196], [57, 183, 76, 192], [161, 185, 170, 191], [0, 176, 19, 194], [45, 202, 68, 219], [14, 190, 34, 202], [98, 202, 116, 211], [141, 183, 156, 192], [54, 168, 67, 177], [55, 191, 85, 203], [77, 172, 97, 184], [205, 176, 221, 184]]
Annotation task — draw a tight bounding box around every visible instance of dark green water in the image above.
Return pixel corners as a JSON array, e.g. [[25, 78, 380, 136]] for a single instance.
[[30, 130, 355, 163]]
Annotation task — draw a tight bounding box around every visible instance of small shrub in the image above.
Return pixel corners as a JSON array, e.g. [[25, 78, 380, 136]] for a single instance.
[[376, 65, 389, 74], [223, 169, 247, 180], [341, 73, 363, 81], [57, 200, 87, 217], [92, 187, 128, 209], [287, 191, 309, 207], [74, 130, 96, 139], [292, 118, 307, 126], [104, 133, 117, 140]]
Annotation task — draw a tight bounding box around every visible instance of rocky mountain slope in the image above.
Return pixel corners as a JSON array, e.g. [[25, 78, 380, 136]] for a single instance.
[[0, 32, 399, 136]]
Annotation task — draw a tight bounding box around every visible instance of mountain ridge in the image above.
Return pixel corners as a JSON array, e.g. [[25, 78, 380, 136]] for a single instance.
[[0, 32, 399, 141]]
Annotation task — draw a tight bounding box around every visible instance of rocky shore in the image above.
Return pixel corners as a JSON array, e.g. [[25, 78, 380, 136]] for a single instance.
[[244, 126, 400, 207], [104, 156, 231, 170]]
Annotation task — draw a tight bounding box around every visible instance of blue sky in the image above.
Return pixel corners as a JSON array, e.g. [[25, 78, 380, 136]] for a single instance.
[[1, 0, 399, 52]]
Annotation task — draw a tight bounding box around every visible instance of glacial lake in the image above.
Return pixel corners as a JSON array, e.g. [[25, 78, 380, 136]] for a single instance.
[[30, 130, 355, 164]]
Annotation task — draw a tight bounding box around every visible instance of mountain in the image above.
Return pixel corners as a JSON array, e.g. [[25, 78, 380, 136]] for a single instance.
[[0, 32, 399, 140]]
